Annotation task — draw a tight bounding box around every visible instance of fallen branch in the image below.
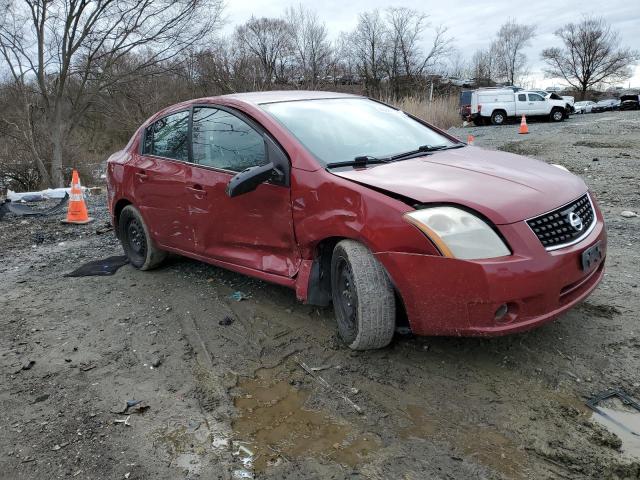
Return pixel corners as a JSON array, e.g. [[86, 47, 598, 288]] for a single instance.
[[296, 358, 363, 415]]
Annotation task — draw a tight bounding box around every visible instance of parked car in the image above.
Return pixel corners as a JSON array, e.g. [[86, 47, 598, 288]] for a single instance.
[[574, 101, 596, 114], [532, 90, 574, 114], [459, 90, 472, 119], [619, 94, 640, 110], [469, 88, 568, 125], [107, 91, 607, 350], [591, 99, 620, 113]]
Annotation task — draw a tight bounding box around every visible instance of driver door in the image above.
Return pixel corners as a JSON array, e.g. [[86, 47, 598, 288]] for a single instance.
[[527, 93, 547, 115], [186, 106, 300, 278]]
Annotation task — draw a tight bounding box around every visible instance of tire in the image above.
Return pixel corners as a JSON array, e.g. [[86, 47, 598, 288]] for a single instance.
[[119, 205, 166, 270], [490, 110, 506, 125], [550, 108, 564, 122], [330, 240, 395, 350]]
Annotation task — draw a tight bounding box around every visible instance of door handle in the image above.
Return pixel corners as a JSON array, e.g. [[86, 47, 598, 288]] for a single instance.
[[135, 171, 148, 180], [186, 185, 207, 196]]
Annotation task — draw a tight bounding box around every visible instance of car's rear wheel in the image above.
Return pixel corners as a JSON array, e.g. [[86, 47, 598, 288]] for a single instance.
[[490, 110, 506, 125], [331, 240, 395, 350], [119, 205, 166, 270], [551, 108, 564, 122]]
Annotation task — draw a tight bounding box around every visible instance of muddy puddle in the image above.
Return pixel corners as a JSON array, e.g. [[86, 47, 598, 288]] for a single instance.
[[590, 396, 640, 460], [401, 404, 529, 479], [232, 367, 380, 473]]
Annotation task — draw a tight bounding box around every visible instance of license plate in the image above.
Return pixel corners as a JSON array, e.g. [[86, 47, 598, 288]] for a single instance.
[[581, 241, 603, 271]]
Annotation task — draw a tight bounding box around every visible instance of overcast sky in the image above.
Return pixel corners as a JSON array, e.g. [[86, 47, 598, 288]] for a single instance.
[[223, 0, 640, 88]]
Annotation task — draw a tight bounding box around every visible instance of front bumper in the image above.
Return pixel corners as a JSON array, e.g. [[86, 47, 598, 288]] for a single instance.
[[377, 214, 607, 336]]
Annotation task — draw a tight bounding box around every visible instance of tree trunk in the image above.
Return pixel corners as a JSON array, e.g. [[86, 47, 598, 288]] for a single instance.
[[35, 156, 52, 189], [580, 83, 588, 101], [23, 103, 53, 188], [50, 108, 65, 187]]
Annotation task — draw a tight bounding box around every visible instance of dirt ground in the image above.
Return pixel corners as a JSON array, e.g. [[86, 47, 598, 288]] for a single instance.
[[1, 111, 639, 480]]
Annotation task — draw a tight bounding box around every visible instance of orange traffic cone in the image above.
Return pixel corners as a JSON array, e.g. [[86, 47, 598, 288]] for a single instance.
[[62, 170, 93, 224], [467, 134, 475, 145], [519, 114, 529, 134]]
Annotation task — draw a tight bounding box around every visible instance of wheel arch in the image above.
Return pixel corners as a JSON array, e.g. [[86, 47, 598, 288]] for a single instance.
[[303, 236, 407, 326], [113, 198, 133, 236], [490, 109, 507, 124], [304, 236, 349, 306]]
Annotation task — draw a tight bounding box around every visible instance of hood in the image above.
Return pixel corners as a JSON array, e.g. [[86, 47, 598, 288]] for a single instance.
[[331, 146, 587, 225]]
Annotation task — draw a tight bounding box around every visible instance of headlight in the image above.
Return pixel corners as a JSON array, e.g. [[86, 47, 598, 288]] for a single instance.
[[403, 206, 510, 259]]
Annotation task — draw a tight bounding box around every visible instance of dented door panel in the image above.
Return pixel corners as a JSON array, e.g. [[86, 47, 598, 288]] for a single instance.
[[128, 155, 193, 250], [187, 165, 300, 277]]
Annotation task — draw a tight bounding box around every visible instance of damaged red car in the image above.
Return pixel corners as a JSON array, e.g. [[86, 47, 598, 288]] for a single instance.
[[106, 91, 607, 350]]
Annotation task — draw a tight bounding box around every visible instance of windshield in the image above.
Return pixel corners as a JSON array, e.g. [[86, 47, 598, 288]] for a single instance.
[[261, 98, 456, 166]]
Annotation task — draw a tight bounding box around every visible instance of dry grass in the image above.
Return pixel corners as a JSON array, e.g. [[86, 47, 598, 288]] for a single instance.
[[386, 95, 461, 130]]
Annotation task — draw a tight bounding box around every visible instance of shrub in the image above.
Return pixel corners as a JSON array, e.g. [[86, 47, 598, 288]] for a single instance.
[[386, 96, 461, 130]]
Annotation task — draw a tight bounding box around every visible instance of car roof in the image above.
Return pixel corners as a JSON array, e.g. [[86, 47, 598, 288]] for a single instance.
[[218, 90, 362, 105]]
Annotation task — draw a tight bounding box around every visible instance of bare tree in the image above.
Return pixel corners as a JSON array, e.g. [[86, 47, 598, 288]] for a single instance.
[[0, 0, 223, 187], [285, 5, 330, 87], [541, 17, 639, 99], [470, 48, 495, 86], [385, 8, 427, 79], [491, 19, 536, 86], [331, 32, 357, 83], [350, 10, 388, 95], [234, 16, 292, 87]]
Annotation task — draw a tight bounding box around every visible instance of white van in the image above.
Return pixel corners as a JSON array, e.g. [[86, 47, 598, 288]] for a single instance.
[[470, 88, 568, 125]]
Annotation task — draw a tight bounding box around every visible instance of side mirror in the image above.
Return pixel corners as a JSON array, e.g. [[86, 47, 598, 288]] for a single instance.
[[225, 163, 282, 198]]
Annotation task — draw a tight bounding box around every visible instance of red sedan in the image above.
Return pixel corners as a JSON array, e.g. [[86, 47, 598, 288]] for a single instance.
[[106, 91, 606, 350]]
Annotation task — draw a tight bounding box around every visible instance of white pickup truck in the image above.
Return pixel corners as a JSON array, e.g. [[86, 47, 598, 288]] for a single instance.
[[470, 88, 568, 125]]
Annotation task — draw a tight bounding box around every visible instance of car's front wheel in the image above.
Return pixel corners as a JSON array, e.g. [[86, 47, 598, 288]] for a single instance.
[[331, 240, 395, 350], [550, 108, 565, 122], [119, 205, 166, 270]]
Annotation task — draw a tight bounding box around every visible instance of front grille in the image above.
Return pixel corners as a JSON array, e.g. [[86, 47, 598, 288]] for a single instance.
[[527, 194, 595, 250]]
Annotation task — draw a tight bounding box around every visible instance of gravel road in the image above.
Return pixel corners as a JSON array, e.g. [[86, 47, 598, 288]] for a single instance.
[[1, 111, 639, 480]]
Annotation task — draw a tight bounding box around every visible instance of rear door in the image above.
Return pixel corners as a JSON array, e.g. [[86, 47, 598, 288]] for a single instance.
[[516, 93, 532, 115], [133, 111, 195, 251], [186, 106, 300, 277]]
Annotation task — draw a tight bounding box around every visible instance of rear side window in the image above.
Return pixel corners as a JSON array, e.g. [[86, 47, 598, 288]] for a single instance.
[[146, 111, 189, 161], [192, 107, 267, 172], [142, 126, 153, 154], [518, 94, 526, 101]]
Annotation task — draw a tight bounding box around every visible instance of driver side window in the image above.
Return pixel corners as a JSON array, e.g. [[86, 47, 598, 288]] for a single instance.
[[192, 107, 267, 172]]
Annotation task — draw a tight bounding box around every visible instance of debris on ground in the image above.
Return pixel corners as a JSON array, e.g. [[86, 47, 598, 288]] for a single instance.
[[22, 360, 35, 371], [219, 316, 234, 326], [587, 389, 640, 436], [95, 222, 113, 235], [111, 400, 150, 415], [229, 291, 249, 302], [621, 211, 638, 218], [296, 358, 363, 415], [64, 256, 129, 277], [2, 194, 69, 218], [114, 415, 132, 427], [7, 187, 81, 201]]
